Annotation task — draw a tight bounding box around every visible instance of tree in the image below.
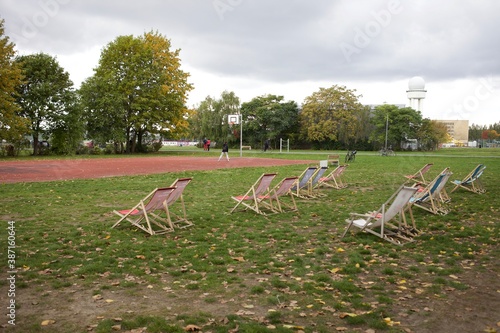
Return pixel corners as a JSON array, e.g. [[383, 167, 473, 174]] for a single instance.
[[0, 19, 30, 155], [15, 52, 78, 155], [417, 119, 449, 150], [299, 85, 364, 148], [241, 94, 299, 148], [370, 104, 423, 150], [80, 31, 193, 153], [190, 91, 240, 146]]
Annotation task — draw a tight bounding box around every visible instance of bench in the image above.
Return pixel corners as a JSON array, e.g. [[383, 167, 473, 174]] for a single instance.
[[327, 154, 340, 166], [241, 146, 252, 150]]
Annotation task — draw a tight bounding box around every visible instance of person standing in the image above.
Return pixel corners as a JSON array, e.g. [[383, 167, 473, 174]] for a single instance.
[[264, 139, 270, 152], [218, 142, 230, 161]]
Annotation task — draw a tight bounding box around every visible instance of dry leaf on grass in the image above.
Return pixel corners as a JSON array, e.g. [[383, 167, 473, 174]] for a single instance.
[[184, 324, 201, 331]]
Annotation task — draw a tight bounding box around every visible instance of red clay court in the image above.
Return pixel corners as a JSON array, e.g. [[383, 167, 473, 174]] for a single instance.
[[0, 156, 315, 184]]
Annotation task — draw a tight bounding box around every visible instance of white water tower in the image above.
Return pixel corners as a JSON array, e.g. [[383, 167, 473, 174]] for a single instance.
[[407, 76, 426, 112]]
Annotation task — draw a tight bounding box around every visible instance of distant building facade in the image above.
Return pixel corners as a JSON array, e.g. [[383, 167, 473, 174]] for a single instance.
[[435, 120, 469, 145]]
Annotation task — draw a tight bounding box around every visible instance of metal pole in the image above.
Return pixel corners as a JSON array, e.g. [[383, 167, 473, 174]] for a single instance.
[[384, 114, 389, 150], [239, 114, 243, 157]]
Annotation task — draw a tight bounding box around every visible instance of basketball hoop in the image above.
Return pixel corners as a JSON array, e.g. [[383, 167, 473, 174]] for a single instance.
[[229, 122, 235, 128]]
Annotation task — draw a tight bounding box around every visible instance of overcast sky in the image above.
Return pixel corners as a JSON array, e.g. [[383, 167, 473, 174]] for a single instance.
[[1, 0, 499, 126]]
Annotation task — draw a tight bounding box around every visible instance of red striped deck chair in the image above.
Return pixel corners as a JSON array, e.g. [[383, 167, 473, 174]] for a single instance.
[[316, 164, 348, 189], [112, 187, 176, 235], [259, 176, 299, 214], [165, 177, 194, 228], [230, 173, 277, 215], [404, 163, 433, 185]]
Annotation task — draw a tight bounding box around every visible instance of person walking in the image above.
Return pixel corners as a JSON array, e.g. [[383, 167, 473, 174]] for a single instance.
[[218, 142, 230, 161]]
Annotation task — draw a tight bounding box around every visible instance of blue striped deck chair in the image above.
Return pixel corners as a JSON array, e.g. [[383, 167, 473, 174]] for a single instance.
[[410, 168, 453, 215], [450, 164, 486, 194], [291, 166, 318, 198]]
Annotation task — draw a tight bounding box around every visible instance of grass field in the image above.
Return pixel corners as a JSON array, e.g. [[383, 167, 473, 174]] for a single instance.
[[0, 148, 499, 332]]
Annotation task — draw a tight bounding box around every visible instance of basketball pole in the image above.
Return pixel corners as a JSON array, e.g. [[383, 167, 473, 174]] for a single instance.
[[239, 114, 243, 157]]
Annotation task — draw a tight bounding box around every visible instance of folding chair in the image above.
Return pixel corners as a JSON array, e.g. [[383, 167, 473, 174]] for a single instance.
[[230, 173, 277, 214], [341, 185, 418, 245], [259, 176, 299, 214], [112, 187, 176, 235], [316, 164, 348, 189], [165, 177, 194, 228], [291, 166, 318, 198], [409, 168, 453, 215], [450, 164, 486, 194], [404, 163, 433, 185]]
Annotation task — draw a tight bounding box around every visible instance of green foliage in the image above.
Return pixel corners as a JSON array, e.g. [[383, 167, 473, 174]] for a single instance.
[[241, 94, 300, 147], [190, 91, 240, 145], [15, 52, 80, 155], [0, 19, 30, 150], [370, 104, 423, 150], [300, 85, 367, 147], [80, 31, 193, 153]]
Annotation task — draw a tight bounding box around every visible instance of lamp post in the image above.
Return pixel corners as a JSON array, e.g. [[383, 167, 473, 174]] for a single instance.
[[384, 114, 389, 151]]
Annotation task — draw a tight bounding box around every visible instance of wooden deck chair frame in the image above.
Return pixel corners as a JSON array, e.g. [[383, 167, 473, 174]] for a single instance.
[[230, 173, 277, 214], [410, 168, 453, 215], [259, 176, 299, 214], [291, 166, 318, 198], [112, 187, 176, 235], [316, 164, 348, 189], [450, 164, 486, 194], [342, 185, 418, 246], [404, 163, 433, 185], [165, 177, 194, 228]]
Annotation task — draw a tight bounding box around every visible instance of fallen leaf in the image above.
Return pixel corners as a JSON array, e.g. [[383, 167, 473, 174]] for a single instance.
[[184, 324, 201, 331], [41, 320, 56, 326]]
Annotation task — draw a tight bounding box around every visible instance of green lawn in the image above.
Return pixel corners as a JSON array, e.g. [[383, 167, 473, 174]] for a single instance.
[[0, 148, 499, 332]]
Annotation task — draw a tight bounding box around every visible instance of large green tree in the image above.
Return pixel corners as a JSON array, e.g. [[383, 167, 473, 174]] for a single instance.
[[370, 104, 423, 150], [241, 94, 299, 149], [15, 52, 79, 155], [80, 31, 193, 153], [0, 19, 30, 155], [299, 85, 365, 148]]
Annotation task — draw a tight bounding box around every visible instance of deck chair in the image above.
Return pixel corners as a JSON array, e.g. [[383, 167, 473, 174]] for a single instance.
[[316, 164, 348, 189], [165, 177, 194, 228], [409, 168, 453, 215], [291, 166, 318, 198], [230, 173, 277, 214], [342, 185, 418, 245], [404, 163, 433, 185], [112, 187, 176, 235], [309, 166, 329, 197], [450, 164, 486, 194], [259, 176, 299, 214]]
